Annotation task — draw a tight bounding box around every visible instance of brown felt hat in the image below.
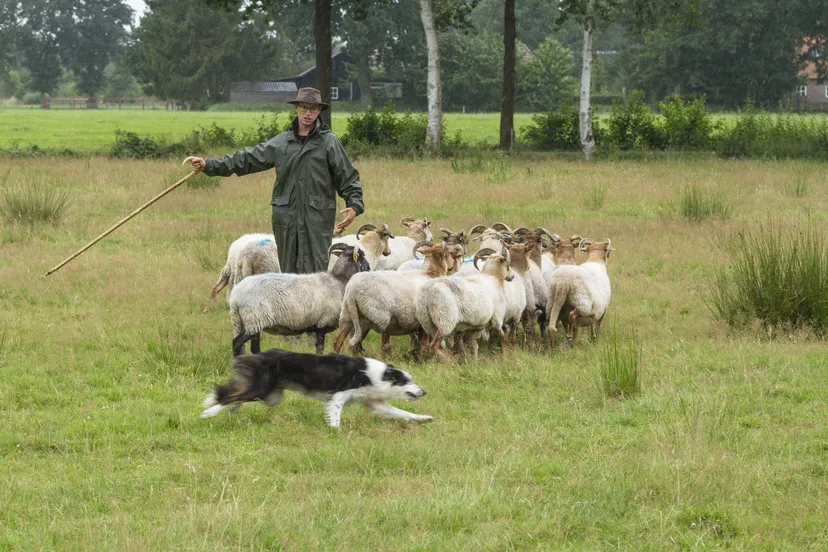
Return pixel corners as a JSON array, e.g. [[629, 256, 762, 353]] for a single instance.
[[287, 87, 330, 110]]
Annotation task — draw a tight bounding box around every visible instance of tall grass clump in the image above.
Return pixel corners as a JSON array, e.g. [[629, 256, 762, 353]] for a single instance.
[[599, 326, 642, 398], [710, 223, 828, 335], [582, 181, 608, 210], [680, 185, 732, 221], [0, 180, 71, 225]]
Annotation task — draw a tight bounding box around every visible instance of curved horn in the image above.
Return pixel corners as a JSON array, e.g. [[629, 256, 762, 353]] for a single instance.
[[441, 240, 447, 257], [411, 240, 434, 259], [328, 242, 349, 257], [468, 224, 489, 236], [604, 238, 612, 249], [502, 246, 511, 265], [400, 217, 415, 227], [569, 234, 583, 244], [536, 228, 560, 243], [352, 244, 360, 263], [381, 223, 395, 239], [356, 223, 376, 238], [440, 228, 453, 236], [578, 238, 594, 252], [473, 247, 496, 271], [491, 222, 513, 234]]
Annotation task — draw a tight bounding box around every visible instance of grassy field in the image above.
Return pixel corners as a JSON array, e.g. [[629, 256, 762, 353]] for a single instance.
[[1, 155, 827, 549], [0, 108, 539, 150]]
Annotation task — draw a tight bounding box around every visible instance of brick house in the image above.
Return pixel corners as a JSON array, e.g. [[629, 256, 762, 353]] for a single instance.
[[793, 38, 828, 110]]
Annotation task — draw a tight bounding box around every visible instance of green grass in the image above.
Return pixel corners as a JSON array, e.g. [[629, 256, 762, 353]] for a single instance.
[[598, 325, 642, 398], [0, 177, 72, 225], [1, 156, 827, 549], [0, 109, 538, 151]]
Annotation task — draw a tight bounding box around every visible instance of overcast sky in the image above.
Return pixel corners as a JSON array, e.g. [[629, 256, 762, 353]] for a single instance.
[[126, 0, 146, 24]]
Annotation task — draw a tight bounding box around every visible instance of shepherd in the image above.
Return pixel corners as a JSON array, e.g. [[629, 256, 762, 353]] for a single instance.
[[186, 87, 364, 274]]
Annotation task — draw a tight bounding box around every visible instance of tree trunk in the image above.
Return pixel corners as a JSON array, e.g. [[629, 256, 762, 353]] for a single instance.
[[357, 53, 372, 107], [419, 0, 442, 149], [315, 0, 333, 127], [499, 0, 516, 150], [579, 0, 596, 161]]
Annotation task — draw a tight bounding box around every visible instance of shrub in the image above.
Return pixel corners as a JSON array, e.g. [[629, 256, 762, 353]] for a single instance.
[[22, 91, 42, 105], [193, 122, 237, 148], [342, 102, 430, 154], [607, 91, 666, 150], [710, 223, 828, 335], [520, 108, 581, 150], [0, 180, 71, 225], [110, 131, 186, 159], [238, 113, 283, 145], [680, 185, 732, 222], [599, 326, 642, 398], [717, 102, 828, 160], [582, 181, 608, 210], [660, 96, 714, 149]]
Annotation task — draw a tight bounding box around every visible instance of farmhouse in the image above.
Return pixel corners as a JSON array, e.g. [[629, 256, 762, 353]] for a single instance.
[[792, 38, 828, 110], [230, 51, 402, 105]]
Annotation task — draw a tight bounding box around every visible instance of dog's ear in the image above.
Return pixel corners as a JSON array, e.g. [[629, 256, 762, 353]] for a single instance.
[[382, 366, 410, 386]]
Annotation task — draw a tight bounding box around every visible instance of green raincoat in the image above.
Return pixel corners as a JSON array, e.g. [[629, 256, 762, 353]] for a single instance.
[[204, 118, 364, 273]]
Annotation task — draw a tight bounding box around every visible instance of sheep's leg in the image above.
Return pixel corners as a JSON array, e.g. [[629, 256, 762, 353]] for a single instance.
[[538, 310, 548, 341], [232, 333, 255, 356], [452, 332, 465, 356], [351, 329, 369, 356], [332, 321, 352, 353], [251, 333, 261, 354], [498, 327, 508, 359], [381, 330, 392, 358], [469, 333, 479, 362], [567, 310, 579, 347], [417, 330, 430, 363], [428, 330, 444, 361], [522, 311, 537, 345], [315, 330, 327, 355], [547, 321, 558, 350]]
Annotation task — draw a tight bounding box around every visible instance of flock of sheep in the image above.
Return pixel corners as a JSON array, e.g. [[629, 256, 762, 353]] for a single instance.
[[204, 218, 614, 362]]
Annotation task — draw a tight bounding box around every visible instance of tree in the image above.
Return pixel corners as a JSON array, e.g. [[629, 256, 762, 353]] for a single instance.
[[420, 0, 443, 147], [16, 0, 62, 95], [439, 31, 503, 111], [55, 0, 132, 104], [499, 0, 516, 149], [620, 0, 828, 107], [129, 0, 281, 105], [517, 36, 578, 111]]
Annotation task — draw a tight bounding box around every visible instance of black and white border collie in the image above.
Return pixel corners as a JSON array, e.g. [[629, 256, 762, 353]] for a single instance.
[[201, 348, 433, 428]]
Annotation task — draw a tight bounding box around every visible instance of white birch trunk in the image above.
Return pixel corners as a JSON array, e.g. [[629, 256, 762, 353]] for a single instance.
[[579, 0, 596, 161], [419, 0, 442, 149]]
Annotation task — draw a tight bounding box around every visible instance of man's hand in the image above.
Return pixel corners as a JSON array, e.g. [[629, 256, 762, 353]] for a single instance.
[[334, 207, 357, 236], [186, 157, 206, 172]]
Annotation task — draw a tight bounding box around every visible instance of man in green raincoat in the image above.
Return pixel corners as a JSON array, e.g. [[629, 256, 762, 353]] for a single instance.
[[186, 87, 364, 274]]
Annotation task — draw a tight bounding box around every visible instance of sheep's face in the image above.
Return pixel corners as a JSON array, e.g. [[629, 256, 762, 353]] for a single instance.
[[445, 244, 466, 275], [403, 219, 433, 241], [330, 246, 370, 277], [505, 243, 532, 273]]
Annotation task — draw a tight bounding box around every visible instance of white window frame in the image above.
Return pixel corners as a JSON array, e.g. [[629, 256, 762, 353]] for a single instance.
[[330, 86, 339, 101], [798, 85, 808, 96]]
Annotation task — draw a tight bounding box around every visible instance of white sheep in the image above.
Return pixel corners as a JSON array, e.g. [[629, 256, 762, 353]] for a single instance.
[[511, 227, 555, 343], [327, 223, 394, 271], [203, 233, 274, 312], [374, 217, 433, 270], [469, 222, 513, 252], [414, 247, 514, 362], [332, 240, 466, 357], [542, 234, 581, 287], [233, 239, 281, 287], [229, 243, 370, 356], [546, 238, 614, 348]]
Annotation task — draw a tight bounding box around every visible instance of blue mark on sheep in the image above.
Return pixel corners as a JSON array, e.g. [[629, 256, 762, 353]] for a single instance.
[[259, 273, 294, 279], [258, 239, 274, 247]]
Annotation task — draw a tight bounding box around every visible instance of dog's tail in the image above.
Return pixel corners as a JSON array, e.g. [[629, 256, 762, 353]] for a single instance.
[[201, 354, 269, 418]]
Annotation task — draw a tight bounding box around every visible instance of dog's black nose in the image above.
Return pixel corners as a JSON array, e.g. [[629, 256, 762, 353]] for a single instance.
[[420, 390, 427, 397]]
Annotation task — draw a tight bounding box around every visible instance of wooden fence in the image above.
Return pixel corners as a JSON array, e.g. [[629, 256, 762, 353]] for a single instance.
[[40, 97, 175, 110]]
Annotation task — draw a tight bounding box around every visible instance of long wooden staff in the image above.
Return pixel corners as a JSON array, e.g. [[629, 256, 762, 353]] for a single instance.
[[45, 158, 200, 276]]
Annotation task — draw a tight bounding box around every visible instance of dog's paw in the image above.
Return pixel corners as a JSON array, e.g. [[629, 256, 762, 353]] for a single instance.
[[413, 415, 434, 423]]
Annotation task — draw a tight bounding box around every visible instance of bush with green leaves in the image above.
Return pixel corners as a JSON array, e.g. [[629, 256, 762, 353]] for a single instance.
[[660, 96, 714, 149], [238, 113, 284, 145], [520, 108, 582, 150], [607, 91, 666, 150], [343, 102, 429, 153], [717, 102, 828, 160], [710, 223, 828, 335]]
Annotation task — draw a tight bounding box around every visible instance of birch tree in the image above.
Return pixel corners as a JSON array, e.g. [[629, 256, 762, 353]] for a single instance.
[[419, 0, 443, 148]]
